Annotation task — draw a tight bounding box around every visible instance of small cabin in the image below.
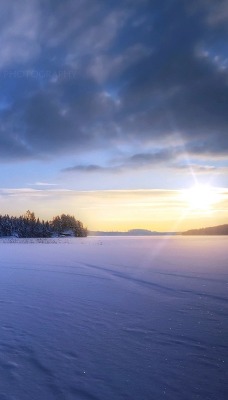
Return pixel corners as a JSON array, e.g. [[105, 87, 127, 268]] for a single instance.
[[60, 229, 74, 237]]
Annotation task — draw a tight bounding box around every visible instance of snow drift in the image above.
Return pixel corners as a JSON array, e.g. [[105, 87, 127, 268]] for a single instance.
[[0, 236, 227, 400]]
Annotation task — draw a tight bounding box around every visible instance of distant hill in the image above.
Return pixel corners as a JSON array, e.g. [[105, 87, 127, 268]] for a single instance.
[[183, 224, 228, 235], [127, 229, 157, 235], [89, 231, 124, 236], [89, 229, 178, 236]]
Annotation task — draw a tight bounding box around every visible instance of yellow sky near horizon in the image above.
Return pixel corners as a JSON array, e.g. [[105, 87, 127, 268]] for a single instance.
[[0, 186, 227, 232]]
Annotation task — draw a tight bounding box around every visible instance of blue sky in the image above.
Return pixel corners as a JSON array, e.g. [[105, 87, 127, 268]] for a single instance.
[[0, 0, 227, 229]]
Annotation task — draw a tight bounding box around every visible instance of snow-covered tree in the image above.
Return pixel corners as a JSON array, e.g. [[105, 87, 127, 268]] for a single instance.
[[51, 214, 87, 237], [0, 211, 87, 238]]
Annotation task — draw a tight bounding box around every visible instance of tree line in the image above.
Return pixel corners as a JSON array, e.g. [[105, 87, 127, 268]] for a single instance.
[[182, 224, 228, 235], [0, 211, 87, 238]]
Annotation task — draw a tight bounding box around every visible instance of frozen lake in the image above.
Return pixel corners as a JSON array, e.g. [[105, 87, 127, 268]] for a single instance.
[[0, 236, 227, 400]]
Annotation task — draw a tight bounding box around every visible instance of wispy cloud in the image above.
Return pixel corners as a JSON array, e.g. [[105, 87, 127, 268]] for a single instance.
[[173, 164, 228, 174], [62, 148, 178, 173], [33, 182, 59, 186]]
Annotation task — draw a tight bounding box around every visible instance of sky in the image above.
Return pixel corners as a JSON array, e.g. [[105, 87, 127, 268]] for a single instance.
[[0, 0, 227, 231]]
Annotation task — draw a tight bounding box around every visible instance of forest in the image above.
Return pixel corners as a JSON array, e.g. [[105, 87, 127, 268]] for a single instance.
[[0, 211, 87, 238], [183, 224, 228, 235]]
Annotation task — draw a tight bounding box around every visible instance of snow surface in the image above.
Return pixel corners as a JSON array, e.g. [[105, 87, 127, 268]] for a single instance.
[[0, 236, 227, 400]]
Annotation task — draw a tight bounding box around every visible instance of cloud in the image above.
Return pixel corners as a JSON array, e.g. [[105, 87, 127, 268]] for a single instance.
[[174, 163, 228, 175], [0, 0, 227, 166], [191, 0, 228, 27], [0, 0, 40, 69], [125, 149, 176, 165], [0, 187, 184, 210], [175, 163, 216, 172], [63, 164, 118, 173], [0, 125, 32, 161], [88, 44, 152, 83], [62, 148, 178, 173], [33, 182, 58, 186]]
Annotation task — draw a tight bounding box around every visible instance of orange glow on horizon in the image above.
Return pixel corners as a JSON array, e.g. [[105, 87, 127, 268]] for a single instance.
[[0, 187, 227, 232]]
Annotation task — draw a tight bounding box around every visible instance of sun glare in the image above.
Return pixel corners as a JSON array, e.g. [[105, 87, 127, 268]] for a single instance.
[[184, 184, 219, 211]]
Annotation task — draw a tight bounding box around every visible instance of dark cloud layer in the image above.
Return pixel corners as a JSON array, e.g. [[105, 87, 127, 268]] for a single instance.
[[0, 0, 227, 170]]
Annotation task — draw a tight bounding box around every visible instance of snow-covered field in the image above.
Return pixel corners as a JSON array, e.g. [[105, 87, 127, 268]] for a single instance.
[[0, 236, 227, 400]]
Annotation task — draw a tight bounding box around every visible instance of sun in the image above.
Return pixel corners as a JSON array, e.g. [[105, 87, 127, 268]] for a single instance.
[[184, 184, 219, 211]]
